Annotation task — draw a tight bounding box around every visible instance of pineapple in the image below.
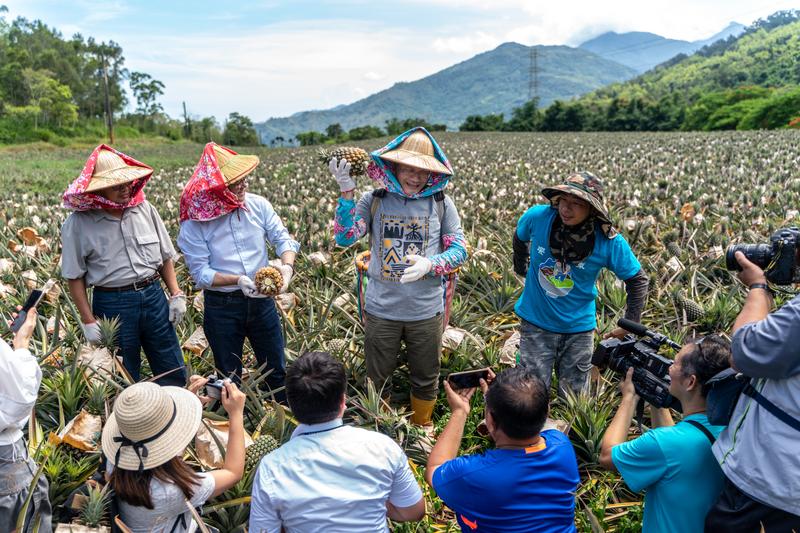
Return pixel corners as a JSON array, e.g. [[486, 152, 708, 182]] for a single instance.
[[245, 434, 278, 472], [80, 484, 111, 528], [325, 338, 348, 354], [318, 147, 371, 176], [254, 266, 283, 296], [666, 241, 683, 258], [673, 290, 705, 322]]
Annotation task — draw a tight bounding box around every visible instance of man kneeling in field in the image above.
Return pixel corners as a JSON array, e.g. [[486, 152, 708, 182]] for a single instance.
[[426, 367, 580, 532]]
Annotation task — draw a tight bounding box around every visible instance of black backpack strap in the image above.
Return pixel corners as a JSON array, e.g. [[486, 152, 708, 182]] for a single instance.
[[743, 383, 800, 432], [685, 419, 716, 444]]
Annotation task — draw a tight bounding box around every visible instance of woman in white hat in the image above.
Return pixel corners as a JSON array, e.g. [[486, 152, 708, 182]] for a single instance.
[[61, 145, 188, 387], [102, 380, 246, 532]]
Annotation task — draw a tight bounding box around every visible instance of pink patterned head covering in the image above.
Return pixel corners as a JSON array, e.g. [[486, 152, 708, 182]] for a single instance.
[[62, 144, 151, 211], [179, 143, 249, 222]]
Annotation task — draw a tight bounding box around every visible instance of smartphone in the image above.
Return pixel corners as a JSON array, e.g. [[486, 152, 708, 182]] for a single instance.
[[448, 368, 490, 390], [10, 279, 54, 333]]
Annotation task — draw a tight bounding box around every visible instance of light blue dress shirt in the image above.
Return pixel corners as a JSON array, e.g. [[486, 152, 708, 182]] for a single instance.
[[177, 193, 300, 292], [249, 418, 422, 532]]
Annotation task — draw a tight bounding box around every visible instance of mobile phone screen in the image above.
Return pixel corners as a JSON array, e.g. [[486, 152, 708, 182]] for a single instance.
[[448, 369, 490, 390]]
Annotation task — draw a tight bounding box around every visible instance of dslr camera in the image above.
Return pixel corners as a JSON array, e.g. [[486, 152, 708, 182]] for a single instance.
[[592, 319, 681, 409], [205, 374, 224, 400], [726, 227, 800, 285]]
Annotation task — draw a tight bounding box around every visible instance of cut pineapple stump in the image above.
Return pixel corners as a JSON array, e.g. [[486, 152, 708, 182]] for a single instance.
[[254, 266, 283, 296]]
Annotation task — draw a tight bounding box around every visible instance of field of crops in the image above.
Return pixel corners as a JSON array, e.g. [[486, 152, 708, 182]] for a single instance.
[[2, 130, 799, 532]]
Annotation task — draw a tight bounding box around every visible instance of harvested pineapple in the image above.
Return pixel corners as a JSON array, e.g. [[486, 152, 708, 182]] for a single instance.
[[254, 266, 283, 296], [318, 146, 371, 176]]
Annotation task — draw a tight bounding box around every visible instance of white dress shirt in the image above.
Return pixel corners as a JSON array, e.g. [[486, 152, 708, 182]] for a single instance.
[[178, 193, 300, 292], [249, 419, 423, 533], [0, 339, 41, 445]]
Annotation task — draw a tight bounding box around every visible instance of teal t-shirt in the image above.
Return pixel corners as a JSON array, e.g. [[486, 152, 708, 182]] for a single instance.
[[514, 205, 640, 333], [611, 414, 726, 533]]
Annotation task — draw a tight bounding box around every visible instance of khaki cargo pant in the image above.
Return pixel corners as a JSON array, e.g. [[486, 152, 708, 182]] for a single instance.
[[364, 312, 443, 401]]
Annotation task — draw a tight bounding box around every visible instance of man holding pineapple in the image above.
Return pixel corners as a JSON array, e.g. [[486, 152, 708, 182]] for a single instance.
[[178, 143, 298, 401], [61, 146, 187, 387], [330, 127, 468, 430], [512, 171, 649, 395]]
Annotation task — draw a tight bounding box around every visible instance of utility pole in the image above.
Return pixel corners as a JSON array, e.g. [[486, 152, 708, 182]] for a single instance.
[[529, 47, 539, 103], [101, 53, 114, 144], [182, 101, 191, 139]]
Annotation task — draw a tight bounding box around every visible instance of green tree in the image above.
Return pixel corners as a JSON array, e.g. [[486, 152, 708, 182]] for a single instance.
[[459, 113, 504, 131], [347, 125, 383, 140], [504, 98, 542, 131], [325, 123, 344, 140], [129, 71, 164, 115], [21, 67, 77, 127], [223, 112, 260, 145], [295, 130, 327, 146]]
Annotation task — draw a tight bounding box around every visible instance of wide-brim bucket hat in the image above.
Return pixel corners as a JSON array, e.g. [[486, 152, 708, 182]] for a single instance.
[[542, 171, 617, 237], [379, 130, 452, 176], [213, 144, 259, 186], [102, 382, 202, 472], [84, 149, 153, 193]]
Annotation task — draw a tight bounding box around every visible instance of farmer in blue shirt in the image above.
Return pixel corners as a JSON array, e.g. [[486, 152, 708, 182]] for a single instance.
[[600, 335, 731, 533], [512, 171, 649, 395]]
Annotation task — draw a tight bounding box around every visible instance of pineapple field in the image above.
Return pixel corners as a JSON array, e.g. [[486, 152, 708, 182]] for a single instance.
[[2, 129, 799, 532]]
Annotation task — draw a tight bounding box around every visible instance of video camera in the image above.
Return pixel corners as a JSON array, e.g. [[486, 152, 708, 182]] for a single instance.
[[726, 227, 800, 285], [592, 318, 681, 410]]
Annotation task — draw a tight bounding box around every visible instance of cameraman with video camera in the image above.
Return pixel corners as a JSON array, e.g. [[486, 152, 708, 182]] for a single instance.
[[704, 251, 800, 531], [600, 335, 731, 533]]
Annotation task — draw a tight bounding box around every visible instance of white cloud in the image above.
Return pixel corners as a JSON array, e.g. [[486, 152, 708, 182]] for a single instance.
[[363, 71, 385, 81]]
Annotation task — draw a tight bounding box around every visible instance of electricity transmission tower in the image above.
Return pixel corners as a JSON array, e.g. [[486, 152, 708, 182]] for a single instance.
[[528, 47, 539, 102]]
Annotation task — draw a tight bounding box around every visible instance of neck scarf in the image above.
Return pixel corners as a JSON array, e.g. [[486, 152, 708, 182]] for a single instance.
[[62, 144, 150, 211], [549, 215, 596, 266], [179, 143, 245, 222]]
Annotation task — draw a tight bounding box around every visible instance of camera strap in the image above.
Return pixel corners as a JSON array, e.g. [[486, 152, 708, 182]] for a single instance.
[[684, 419, 716, 445], [743, 382, 800, 432], [635, 398, 646, 434]]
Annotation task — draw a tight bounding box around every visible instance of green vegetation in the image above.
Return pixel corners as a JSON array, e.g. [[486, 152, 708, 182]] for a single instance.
[[295, 117, 446, 146], [0, 6, 261, 146], [461, 11, 800, 132]]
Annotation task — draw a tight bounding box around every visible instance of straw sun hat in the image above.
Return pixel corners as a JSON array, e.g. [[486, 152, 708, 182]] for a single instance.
[[379, 130, 452, 176], [213, 144, 260, 186], [102, 382, 202, 472], [84, 149, 153, 193]]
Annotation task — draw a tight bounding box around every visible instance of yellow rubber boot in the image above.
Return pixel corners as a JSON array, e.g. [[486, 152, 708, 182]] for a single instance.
[[410, 396, 436, 427]]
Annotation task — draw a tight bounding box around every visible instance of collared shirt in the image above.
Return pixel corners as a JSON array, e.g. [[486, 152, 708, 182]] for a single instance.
[[249, 418, 422, 533], [61, 201, 178, 287], [0, 339, 41, 445], [712, 293, 800, 517], [178, 193, 300, 292]]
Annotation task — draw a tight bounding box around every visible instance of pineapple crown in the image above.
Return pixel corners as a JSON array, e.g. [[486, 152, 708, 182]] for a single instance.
[[368, 127, 452, 200]]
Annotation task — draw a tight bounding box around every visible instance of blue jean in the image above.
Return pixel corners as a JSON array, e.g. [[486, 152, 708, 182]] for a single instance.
[[92, 282, 186, 387], [518, 318, 594, 395], [203, 290, 286, 401]]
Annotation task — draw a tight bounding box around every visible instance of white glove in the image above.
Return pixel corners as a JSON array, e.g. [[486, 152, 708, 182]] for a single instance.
[[238, 276, 268, 298], [278, 264, 294, 293], [329, 158, 355, 192], [168, 293, 187, 324], [81, 321, 102, 344], [400, 254, 433, 284]]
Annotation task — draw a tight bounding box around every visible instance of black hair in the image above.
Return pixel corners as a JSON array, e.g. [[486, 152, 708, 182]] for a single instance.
[[285, 351, 346, 424], [484, 367, 549, 440], [681, 334, 732, 397]]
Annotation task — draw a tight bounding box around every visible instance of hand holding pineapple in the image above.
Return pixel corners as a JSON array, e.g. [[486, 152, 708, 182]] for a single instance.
[[329, 158, 355, 192], [238, 275, 269, 298]]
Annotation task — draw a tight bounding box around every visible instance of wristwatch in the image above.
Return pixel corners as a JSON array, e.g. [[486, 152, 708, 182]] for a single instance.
[[748, 283, 771, 293]]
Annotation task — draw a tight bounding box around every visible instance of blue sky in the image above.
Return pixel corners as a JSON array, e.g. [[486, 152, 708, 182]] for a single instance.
[[4, 0, 798, 123]]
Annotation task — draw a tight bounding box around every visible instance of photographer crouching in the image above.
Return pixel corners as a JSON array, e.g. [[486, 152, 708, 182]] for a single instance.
[[0, 307, 51, 533], [704, 251, 800, 531], [600, 335, 731, 533]]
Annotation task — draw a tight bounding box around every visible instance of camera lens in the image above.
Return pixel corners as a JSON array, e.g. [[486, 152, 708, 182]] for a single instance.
[[725, 243, 773, 270]]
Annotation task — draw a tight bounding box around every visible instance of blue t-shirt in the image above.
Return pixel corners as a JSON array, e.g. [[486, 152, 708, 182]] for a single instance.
[[514, 205, 640, 333], [611, 414, 726, 533], [432, 430, 579, 533]]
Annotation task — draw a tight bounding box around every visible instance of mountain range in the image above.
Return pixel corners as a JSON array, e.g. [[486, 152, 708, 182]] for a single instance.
[[255, 23, 743, 144], [578, 22, 745, 72]]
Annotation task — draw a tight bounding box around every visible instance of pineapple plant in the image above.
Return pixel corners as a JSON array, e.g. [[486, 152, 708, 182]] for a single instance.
[[244, 434, 278, 472], [96, 317, 120, 351], [254, 266, 283, 296], [79, 485, 111, 529], [672, 290, 705, 322], [317, 146, 371, 176]]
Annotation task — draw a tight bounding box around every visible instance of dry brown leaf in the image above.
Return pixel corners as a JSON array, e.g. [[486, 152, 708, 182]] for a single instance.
[[195, 420, 254, 469], [17, 226, 39, 246], [183, 326, 209, 355], [680, 203, 696, 222]]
